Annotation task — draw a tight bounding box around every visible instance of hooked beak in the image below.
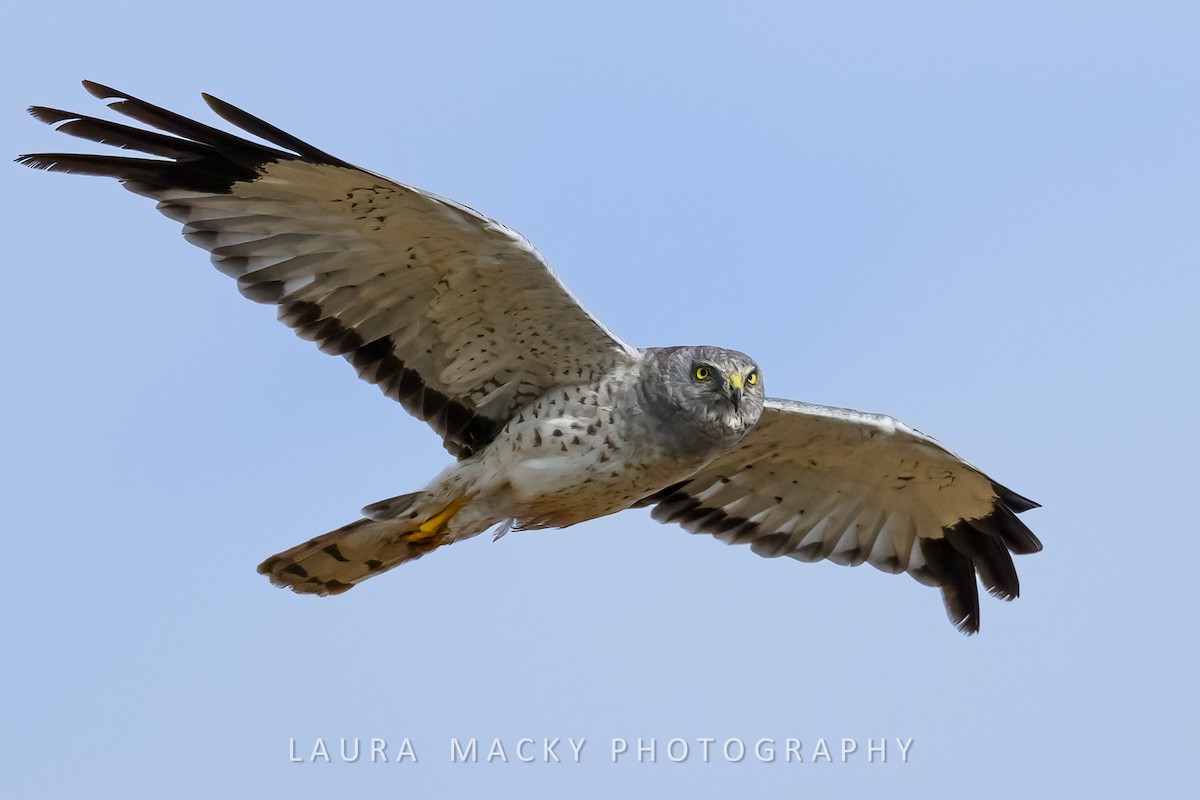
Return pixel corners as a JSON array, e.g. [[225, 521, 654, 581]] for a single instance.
[[725, 373, 744, 411]]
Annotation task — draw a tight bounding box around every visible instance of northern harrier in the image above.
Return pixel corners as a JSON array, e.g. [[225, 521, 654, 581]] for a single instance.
[[19, 82, 1042, 633]]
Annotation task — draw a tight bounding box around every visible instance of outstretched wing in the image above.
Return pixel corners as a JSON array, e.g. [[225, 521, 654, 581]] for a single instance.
[[638, 398, 1042, 633], [18, 81, 637, 458]]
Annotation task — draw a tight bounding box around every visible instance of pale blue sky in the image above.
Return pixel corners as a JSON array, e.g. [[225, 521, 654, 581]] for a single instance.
[[2, 2, 1196, 797]]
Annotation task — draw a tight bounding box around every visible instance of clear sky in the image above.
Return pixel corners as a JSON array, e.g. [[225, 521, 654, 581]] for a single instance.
[[2, 2, 1196, 797]]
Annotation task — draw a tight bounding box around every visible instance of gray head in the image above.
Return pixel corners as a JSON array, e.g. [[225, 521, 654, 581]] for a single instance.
[[640, 345, 765, 446]]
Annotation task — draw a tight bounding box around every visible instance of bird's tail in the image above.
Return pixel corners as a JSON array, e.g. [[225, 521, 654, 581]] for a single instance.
[[257, 492, 475, 595]]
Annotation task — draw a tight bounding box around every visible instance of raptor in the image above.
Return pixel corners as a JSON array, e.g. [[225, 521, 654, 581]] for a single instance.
[[19, 81, 1042, 633]]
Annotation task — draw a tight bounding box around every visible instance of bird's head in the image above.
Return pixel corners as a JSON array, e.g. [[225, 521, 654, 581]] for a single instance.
[[648, 345, 765, 438]]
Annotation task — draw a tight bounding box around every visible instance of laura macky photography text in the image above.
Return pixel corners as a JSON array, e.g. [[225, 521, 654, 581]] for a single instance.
[[288, 736, 914, 765]]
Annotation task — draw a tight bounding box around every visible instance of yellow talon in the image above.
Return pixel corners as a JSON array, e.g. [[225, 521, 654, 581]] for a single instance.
[[410, 495, 472, 542]]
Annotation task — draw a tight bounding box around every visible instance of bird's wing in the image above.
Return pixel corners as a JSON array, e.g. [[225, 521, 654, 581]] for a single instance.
[[18, 81, 638, 458], [637, 398, 1042, 633]]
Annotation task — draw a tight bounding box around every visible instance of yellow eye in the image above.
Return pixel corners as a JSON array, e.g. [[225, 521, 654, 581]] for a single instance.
[[747, 371, 758, 386], [694, 366, 711, 381]]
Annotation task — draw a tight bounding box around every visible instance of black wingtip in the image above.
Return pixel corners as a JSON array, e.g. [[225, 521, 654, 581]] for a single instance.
[[920, 537, 982, 635], [945, 520, 1021, 602], [28, 105, 68, 124], [993, 481, 1041, 513], [19, 81, 311, 193], [82, 79, 120, 100], [200, 90, 354, 168], [14, 153, 47, 169]]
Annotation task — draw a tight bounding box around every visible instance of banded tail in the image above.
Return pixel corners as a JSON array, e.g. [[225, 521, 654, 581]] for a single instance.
[[258, 493, 474, 595]]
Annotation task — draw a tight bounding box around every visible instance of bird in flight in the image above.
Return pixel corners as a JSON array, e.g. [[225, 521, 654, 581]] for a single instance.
[[19, 81, 1042, 633]]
